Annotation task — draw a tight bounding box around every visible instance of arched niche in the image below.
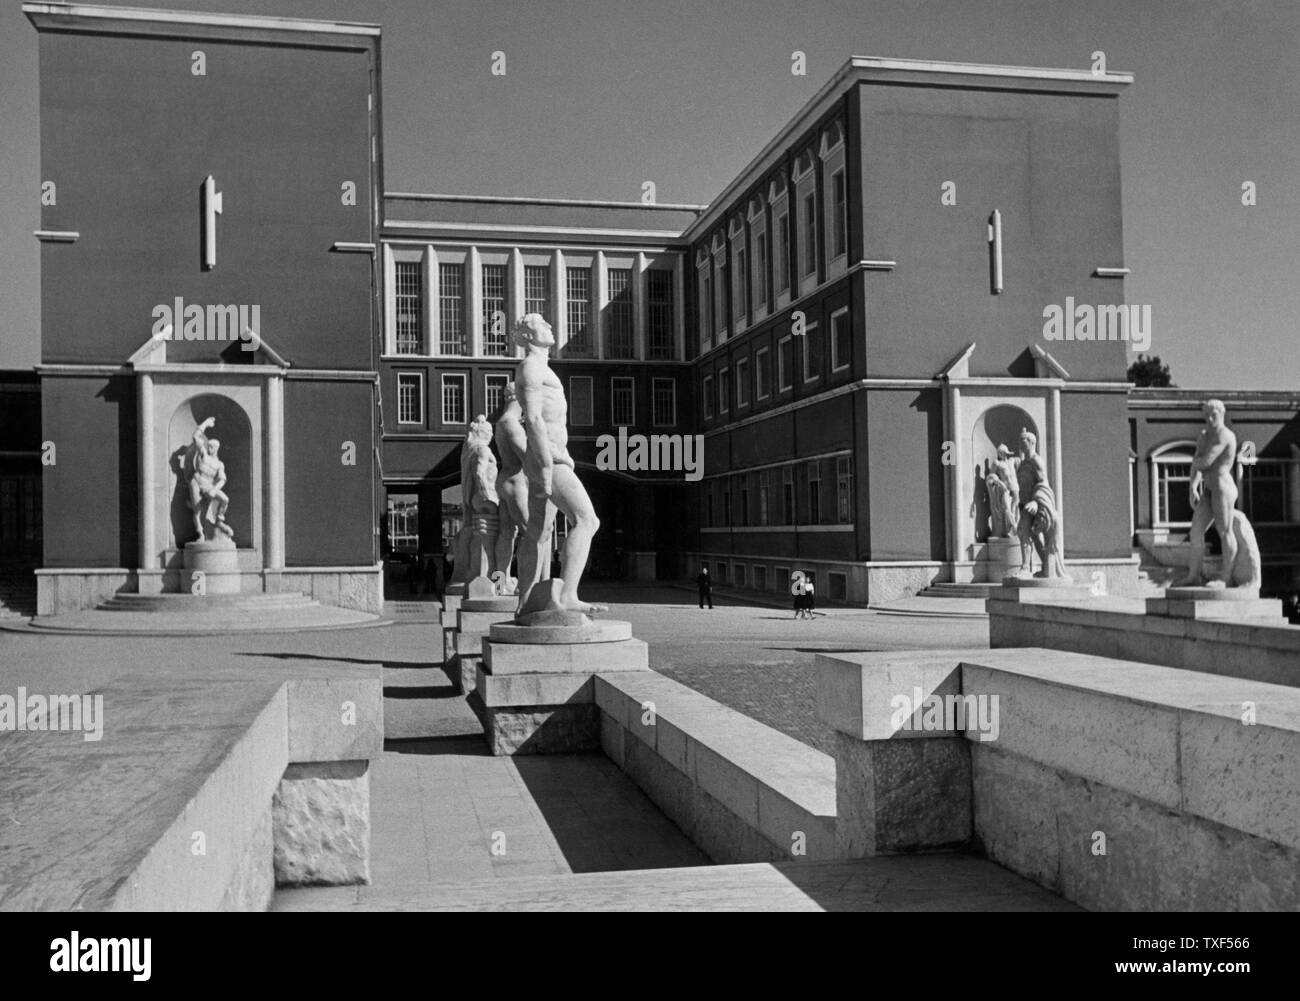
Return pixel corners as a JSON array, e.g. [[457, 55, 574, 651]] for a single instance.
[[970, 404, 1038, 543], [167, 394, 253, 549]]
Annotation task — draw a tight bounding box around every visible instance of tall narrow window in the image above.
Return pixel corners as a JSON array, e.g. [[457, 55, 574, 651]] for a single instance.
[[836, 455, 853, 523], [481, 263, 507, 356], [606, 268, 634, 359], [802, 322, 821, 383], [755, 347, 771, 400], [733, 244, 747, 327], [647, 270, 675, 360], [611, 377, 635, 427], [396, 372, 424, 425], [755, 231, 769, 308], [565, 267, 592, 356], [739, 476, 750, 526], [524, 265, 551, 323], [776, 212, 790, 295], [713, 249, 728, 340], [439, 263, 466, 355], [831, 169, 847, 259], [802, 191, 818, 278], [735, 357, 750, 408], [702, 375, 714, 420], [652, 378, 676, 426], [778, 336, 793, 391], [569, 376, 594, 426], [718, 366, 730, 414], [394, 262, 423, 355], [808, 459, 822, 525], [441, 373, 466, 424], [782, 465, 795, 524], [830, 308, 851, 372], [759, 469, 770, 525], [699, 265, 713, 348], [484, 373, 510, 417]]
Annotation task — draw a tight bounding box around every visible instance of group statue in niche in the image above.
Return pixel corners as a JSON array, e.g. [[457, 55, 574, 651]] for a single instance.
[[983, 428, 1067, 579], [449, 314, 606, 617]]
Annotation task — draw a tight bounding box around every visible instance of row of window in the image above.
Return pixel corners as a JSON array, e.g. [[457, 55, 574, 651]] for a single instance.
[[701, 453, 854, 528], [394, 371, 679, 429], [1152, 448, 1298, 526], [389, 247, 680, 361], [701, 307, 851, 420], [697, 119, 848, 353], [705, 561, 849, 600]]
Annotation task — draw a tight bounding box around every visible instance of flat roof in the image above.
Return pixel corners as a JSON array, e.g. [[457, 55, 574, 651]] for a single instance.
[[22, 2, 381, 37], [682, 55, 1134, 242]]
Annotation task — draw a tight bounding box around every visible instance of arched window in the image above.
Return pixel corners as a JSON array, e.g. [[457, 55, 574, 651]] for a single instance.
[[1150, 441, 1196, 528]]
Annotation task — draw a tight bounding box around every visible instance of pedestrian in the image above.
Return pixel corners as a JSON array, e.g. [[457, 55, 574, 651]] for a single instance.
[[804, 581, 816, 620], [792, 583, 804, 619], [696, 566, 714, 609]]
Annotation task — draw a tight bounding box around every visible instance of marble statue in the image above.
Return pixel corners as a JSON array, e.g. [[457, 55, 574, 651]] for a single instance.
[[492, 381, 543, 598], [1013, 429, 1067, 578], [451, 415, 500, 585], [185, 417, 233, 541], [513, 314, 606, 615], [985, 444, 1020, 538], [1175, 399, 1263, 590]]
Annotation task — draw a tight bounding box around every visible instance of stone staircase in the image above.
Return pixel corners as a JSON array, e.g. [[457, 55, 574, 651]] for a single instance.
[[917, 581, 1001, 599]]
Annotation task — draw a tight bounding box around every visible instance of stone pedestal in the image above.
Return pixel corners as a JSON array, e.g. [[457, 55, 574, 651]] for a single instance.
[[1147, 586, 1283, 621], [477, 619, 647, 755], [272, 760, 371, 887], [989, 576, 1095, 605], [183, 537, 241, 594], [448, 598, 519, 694], [975, 538, 1021, 582]]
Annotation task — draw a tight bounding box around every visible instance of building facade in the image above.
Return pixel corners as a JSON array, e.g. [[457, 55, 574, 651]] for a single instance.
[[19, 6, 1296, 610]]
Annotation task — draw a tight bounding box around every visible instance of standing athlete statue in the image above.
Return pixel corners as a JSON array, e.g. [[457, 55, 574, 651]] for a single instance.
[[185, 416, 233, 541], [513, 314, 606, 615]]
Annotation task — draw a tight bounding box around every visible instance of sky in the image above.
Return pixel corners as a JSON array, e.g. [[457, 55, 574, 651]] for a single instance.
[[1, 0, 1298, 388]]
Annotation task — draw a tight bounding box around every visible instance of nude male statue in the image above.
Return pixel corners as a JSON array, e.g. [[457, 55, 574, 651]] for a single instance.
[[185, 417, 232, 541], [451, 415, 499, 585], [513, 314, 605, 614], [493, 381, 549, 598], [1176, 399, 1240, 588], [985, 444, 1020, 538]]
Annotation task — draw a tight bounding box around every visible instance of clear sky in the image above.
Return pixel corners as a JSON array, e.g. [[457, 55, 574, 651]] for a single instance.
[[2, 0, 1297, 388]]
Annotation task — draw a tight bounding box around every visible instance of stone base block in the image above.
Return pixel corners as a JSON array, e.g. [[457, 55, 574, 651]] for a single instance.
[[272, 760, 371, 887], [990, 580, 1096, 604], [477, 667, 594, 707], [484, 637, 649, 675], [484, 703, 601, 755], [834, 731, 972, 857], [447, 653, 480, 695], [489, 619, 633, 644], [1147, 596, 1283, 620]]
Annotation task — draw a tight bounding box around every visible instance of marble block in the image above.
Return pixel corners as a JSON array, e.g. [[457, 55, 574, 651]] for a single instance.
[[489, 619, 633, 645], [1147, 594, 1284, 621], [990, 578, 1095, 604], [272, 760, 371, 887]]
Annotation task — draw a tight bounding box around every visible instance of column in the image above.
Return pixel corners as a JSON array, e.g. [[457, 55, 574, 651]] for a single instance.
[[267, 373, 286, 570], [468, 246, 483, 357], [382, 245, 396, 355], [509, 248, 525, 329], [1051, 386, 1064, 554], [634, 252, 648, 361], [138, 373, 155, 570], [423, 246, 437, 355], [944, 384, 963, 564], [594, 250, 607, 360], [553, 249, 567, 354], [1289, 445, 1300, 524]]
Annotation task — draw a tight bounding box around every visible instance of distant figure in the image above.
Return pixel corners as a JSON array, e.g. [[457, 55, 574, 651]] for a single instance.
[[696, 566, 714, 609], [803, 582, 816, 620]]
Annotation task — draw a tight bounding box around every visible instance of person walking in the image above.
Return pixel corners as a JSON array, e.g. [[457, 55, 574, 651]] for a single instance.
[[804, 581, 816, 620], [696, 566, 714, 609]]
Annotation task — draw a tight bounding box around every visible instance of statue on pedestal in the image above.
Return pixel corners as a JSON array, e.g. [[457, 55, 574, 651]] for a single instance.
[[513, 314, 606, 617], [985, 444, 1020, 538], [493, 382, 544, 600], [1174, 399, 1262, 590], [451, 415, 500, 585], [1012, 429, 1067, 579], [185, 417, 233, 542]]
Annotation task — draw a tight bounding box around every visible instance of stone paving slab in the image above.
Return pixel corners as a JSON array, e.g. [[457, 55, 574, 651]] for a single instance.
[[274, 853, 1079, 912]]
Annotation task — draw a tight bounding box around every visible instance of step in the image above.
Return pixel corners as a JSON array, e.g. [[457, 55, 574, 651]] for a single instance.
[[98, 592, 317, 613], [273, 854, 1078, 912], [919, 582, 1003, 599]]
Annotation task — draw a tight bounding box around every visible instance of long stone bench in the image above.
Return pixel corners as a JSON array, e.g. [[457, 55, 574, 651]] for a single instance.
[[988, 592, 1300, 686], [816, 646, 1300, 910], [595, 671, 836, 864], [0, 664, 383, 911]]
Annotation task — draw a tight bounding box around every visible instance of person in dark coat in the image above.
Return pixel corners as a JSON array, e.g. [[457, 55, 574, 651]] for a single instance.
[[696, 566, 714, 609]]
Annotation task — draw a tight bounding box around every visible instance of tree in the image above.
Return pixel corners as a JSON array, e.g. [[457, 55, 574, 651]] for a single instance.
[[1127, 354, 1174, 387]]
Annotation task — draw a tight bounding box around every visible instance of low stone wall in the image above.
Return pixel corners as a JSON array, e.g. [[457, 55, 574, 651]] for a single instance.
[[1, 669, 384, 911], [988, 594, 1300, 686], [35, 565, 384, 615], [816, 647, 1300, 910], [596, 671, 836, 864]]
